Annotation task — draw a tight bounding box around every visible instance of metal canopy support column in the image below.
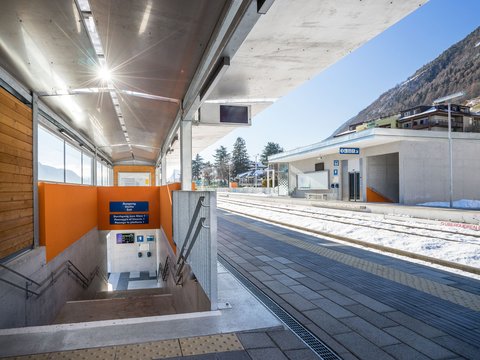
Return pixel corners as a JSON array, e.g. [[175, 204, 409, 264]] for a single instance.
[[161, 155, 167, 185], [180, 119, 192, 190]]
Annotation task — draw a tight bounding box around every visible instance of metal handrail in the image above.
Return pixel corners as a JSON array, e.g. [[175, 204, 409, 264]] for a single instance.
[[0, 263, 41, 287], [0, 259, 105, 298], [0, 278, 40, 297], [175, 217, 206, 284], [177, 196, 205, 264]]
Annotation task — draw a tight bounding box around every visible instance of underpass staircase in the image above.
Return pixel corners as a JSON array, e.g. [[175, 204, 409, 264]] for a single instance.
[[53, 287, 176, 324]]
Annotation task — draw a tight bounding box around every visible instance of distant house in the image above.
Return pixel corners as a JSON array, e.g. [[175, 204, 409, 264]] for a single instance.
[[398, 104, 480, 132], [236, 161, 267, 186]]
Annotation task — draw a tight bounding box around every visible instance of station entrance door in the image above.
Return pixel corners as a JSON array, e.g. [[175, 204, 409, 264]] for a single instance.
[[348, 172, 360, 201]]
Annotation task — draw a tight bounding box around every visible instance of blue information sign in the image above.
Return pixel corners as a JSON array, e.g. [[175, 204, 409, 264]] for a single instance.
[[339, 147, 360, 155], [333, 160, 339, 167], [110, 201, 149, 212], [333, 169, 338, 176], [137, 235, 144, 242], [110, 214, 149, 225]]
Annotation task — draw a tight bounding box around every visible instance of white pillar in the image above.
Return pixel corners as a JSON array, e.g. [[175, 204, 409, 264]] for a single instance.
[[161, 156, 167, 185], [180, 119, 192, 190]]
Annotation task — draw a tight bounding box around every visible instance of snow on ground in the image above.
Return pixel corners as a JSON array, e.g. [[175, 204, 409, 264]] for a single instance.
[[418, 199, 480, 209], [218, 199, 480, 278]]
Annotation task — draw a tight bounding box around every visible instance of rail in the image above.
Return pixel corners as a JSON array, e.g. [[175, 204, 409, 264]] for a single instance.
[[0, 260, 105, 299], [172, 190, 217, 309], [175, 195, 210, 285]]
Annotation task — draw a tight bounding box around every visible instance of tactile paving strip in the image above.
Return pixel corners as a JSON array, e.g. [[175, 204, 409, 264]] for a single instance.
[[48, 347, 116, 360], [8, 354, 50, 360], [179, 333, 243, 356], [114, 340, 181, 360]]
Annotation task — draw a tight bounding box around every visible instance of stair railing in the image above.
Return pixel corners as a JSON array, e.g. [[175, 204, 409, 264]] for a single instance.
[[0, 259, 106, 299], [174, 195, 210, 285]]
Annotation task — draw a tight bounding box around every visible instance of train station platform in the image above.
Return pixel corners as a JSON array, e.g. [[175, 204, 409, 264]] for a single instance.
[[2, 208, 480, 359], [217, 210, 480, 359]]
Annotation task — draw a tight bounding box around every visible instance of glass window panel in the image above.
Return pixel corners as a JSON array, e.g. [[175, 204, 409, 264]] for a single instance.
[[38, 126, 64, 182], [65, 143, 82, 184], [82, 153, 92, 185], [118, 172, 151, 186], [102, 164, 108, 186], [96, 160, 102, 186]]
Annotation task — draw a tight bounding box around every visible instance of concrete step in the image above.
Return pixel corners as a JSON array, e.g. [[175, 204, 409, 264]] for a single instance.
[[95, 287, 169, 299], [53, 294, 176, 324]]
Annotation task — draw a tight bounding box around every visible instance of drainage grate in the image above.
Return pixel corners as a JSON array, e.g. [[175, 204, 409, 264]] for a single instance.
[[219, 256, 342, 360]]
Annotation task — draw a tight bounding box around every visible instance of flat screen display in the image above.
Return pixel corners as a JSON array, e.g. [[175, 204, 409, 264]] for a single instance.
[[220, 105, 249, 124], [116, 233, 135, 244]]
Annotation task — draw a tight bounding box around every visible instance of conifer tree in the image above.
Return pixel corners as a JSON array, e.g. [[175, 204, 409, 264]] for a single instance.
[[231, 137, 250, 177], [260, 142, 284, 165]]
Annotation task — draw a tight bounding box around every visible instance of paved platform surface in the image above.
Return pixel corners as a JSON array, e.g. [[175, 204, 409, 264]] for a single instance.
[[3, 329, 318, 360], [218, 210, 480, 359]]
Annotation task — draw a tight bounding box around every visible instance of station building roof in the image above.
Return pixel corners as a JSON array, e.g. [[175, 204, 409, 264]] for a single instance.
[[268, 128, 480, 163]]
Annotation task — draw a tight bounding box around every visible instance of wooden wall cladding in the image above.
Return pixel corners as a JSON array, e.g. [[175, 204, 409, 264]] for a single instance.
[[0, 87, 33, 259]]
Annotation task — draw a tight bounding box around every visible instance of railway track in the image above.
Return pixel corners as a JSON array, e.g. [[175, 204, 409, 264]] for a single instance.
[[218, 196, 480, 245], [217, 195, 480, 276]]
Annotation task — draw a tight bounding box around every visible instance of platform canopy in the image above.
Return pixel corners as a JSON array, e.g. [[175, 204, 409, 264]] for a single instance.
[[0, 0, 427, 165]]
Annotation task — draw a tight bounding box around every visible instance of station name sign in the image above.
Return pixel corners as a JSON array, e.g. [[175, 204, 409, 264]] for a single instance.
[[339, 147, 360, 155], [110, 201, 149, 212]]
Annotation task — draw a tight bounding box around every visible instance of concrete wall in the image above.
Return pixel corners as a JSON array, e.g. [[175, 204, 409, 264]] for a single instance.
[[105, 229, 158, 273], [366, 153, 399, 202], [157, 227, 210, 314], [0, 228, 107, 329], [399, 139, 480, 205]]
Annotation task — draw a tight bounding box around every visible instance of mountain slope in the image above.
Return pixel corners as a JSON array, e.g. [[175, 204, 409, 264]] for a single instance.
[[332, 26, 480, 135]]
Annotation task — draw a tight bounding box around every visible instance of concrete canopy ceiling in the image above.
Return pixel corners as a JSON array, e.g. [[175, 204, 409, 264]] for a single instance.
[[0, 0, 427, 165]]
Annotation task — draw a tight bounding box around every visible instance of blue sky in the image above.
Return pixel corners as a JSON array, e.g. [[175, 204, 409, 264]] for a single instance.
[[199, 0, 480, 162]]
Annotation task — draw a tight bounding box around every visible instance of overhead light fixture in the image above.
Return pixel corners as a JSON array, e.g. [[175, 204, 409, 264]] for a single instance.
[[120, 89, 180, 104], [139, 1, 152, 34], [58, 128, 77, 143], [200, 57, 230, 102], [97, 65, 112, 82]]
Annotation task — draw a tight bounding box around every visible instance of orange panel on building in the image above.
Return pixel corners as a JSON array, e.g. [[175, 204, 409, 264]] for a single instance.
[[97, 186, 160, 230], [159, 182, 181, 251], [39, 183, 98, 262]]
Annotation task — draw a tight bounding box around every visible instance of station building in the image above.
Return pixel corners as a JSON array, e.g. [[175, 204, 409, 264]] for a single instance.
[[269, 106, 480, 205]]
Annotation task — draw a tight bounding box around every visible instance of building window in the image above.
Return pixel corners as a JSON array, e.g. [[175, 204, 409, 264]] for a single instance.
[[65, 143, 82, 184], [38, 125, 107, 185], [82, 153, 92, 185], [38, 127, 65, 182], [315, 162, 324, 171]]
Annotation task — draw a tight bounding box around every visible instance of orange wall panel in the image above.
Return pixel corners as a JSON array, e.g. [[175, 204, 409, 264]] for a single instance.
[[97, 186, 160, 230], [366, 187, 394, 203], [39, 183, 97, 262], [159, 182, 181, 251]]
